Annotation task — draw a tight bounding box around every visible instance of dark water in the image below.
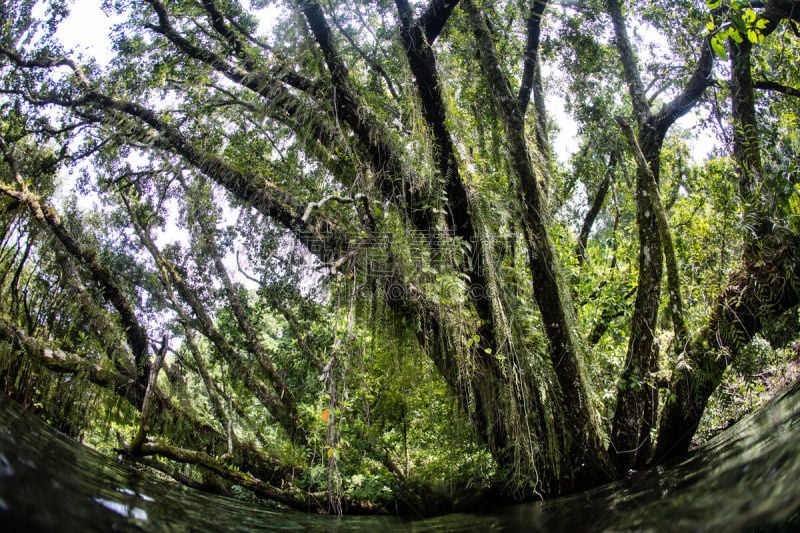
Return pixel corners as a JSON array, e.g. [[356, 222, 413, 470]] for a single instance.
[[2, 382, 800, 532]]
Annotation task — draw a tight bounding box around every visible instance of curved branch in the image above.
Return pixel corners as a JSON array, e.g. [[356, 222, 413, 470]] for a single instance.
[[755, 79, 800, 98], [605, 0, 713, 134], [129, 440, 382, 513], [606, 1, 714, 132], [0, 179, 151, 395], [132, 441, 306, 507], [1, 293, 288, 482], [654, 230, 800, 463], [652, 38, 715, 132]]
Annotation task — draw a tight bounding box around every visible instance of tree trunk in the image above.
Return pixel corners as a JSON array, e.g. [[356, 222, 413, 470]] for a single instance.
[[653, 230, 800, 463], [610, 125, 663, 472], [605, 0, 713, 470], [653, 24, 798, 463]]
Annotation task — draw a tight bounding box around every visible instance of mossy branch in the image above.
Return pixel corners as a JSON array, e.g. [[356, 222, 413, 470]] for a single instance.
[[616, 117, 688, 347], [0, 316, 134, 392], [0, 179, 151, 395], [130, 334, 169, 455], [126, 440, 382, 513]]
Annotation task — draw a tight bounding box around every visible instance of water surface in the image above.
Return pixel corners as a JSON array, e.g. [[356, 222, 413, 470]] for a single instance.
[[2, 380, 800, 531]]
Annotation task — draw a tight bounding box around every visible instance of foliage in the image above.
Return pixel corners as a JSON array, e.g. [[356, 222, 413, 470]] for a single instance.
[[1, 0, 799, 515]]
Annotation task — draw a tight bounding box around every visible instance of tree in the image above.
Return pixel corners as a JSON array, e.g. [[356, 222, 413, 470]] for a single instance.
[[1, 0, 800, 513]]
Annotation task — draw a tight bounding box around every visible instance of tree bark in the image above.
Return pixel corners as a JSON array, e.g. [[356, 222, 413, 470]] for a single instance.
[[605, 0, 662, 472], [519, 0, 551, 167]]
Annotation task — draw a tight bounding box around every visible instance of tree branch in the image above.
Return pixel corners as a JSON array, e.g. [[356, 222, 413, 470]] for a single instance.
[[123, 194, 306, 444], [518, 0, 548, 116], [297, 0, 435, 233], [419, 0, 460, 44], [652, 38, 714, 132], [605, 0, 649, 122], [0, 316, 134, 392], [616, 117, 687, 346], [182, 177, 305, 443], [465, 0, 612, 485], [274, 300, 325, 372], [331, 11, 400, 101], [654, 229, 800, 463], [755, 79, 800, 98], [51, 249, 138, 380], [576, 153, 615, 265], [181, 324, 236, 441], [130, 334, 169, 455], [133, 441, 306, 507], [1, 47, 338, 253], [0, 177, 151, 396], [199, 0, 247, 57]]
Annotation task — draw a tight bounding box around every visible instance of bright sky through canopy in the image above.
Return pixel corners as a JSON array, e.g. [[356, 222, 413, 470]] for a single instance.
[[55, 0, 121, 65], [52, 1, 714, 163]]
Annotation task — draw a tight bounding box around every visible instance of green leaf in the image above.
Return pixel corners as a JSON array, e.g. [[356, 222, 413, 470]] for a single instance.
[[705, 0, 721, 8], [747, 29, 758, 44], [710, 36, 728, 59]]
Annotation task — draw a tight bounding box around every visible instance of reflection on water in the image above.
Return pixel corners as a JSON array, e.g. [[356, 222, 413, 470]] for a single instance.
[[2, 380, 800, 531]]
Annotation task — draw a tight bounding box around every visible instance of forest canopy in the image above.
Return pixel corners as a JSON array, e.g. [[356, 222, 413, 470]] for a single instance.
[[1, 0, 800, 515]]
